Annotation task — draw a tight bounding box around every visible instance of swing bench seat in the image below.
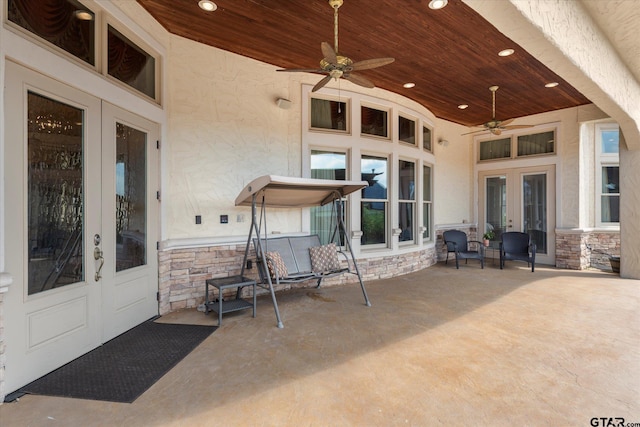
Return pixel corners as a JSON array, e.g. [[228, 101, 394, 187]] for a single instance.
[[253, 235, 351, 288]]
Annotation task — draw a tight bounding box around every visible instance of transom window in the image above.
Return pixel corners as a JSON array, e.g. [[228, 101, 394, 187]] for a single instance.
[[361, 105, 389, 138], [479, 130, 555, 161], [7, 0, 159, 102], [398, 115, 416, 146], [310, 98, 348, 132]]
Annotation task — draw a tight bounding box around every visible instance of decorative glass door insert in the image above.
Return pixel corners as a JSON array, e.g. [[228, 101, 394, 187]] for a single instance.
[[27, 92, 84, 295]]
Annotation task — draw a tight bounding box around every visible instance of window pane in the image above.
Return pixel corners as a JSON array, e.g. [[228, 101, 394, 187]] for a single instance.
[[602, 166, 619, 193], [116, 123, 147, 272], [361, 202, 386, 245], [423, 165, 432, 201], [422, 203, 431, 239], [361, 155, 387, 199], [361, 106, 388, 137], [480, 138, 510, 160], [486, 176, 507, 240], [361, 155, 387, 246], [28, 92, 84, 294], [311, 98, 347, 131], [399, 203, 414, 242], [8, 0, 95, 65], [398, 160, 415, 200], [601, 129, 619, 153], [311, 150, 346, 244], [108, 25, 156, 99], [517, 131, 555, 156], [423, 165, 432, 239], [398, 116, 416, 145], [601, 195, 620, 222], [423, 126, 432, 152]]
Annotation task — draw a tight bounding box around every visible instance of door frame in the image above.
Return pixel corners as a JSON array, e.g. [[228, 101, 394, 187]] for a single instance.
[[478, 164, 556, 265], [3, 61, 159, 393]]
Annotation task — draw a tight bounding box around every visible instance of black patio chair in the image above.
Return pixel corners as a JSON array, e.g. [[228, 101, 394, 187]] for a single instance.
[[443, 230, 484, 269], [500, 231, 536, 272]]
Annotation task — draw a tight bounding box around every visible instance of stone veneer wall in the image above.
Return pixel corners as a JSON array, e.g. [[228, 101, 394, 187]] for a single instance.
[[158, 244, 437, 315], [555, 229, 620, 270]]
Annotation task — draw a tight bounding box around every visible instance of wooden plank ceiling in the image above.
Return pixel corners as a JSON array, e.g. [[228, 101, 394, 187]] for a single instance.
[[137, 0, 591, 127]]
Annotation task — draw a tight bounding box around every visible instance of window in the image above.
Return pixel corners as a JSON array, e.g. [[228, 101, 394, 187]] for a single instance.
[[479, 138, 511, 160], [8, 0, 96, 66], [517, 131, 555, 156], [423, 126, 432, 152], [310, 98, 348, 132], [423, 164, 432, 240], [108, 25, 156, 99], [398, 160, 415, 243], [310, 150, 347, 244], [596, 124, 620, 225], [361, 105, 388, 138], [398, 115, 416, 146], [361, 155, 388, 246]]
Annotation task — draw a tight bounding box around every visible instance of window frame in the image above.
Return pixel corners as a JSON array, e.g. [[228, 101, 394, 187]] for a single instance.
[[309, 95, 351, 134], [360, 103, 390, 140], [398, 159, 416, 245], [360, 153, 389, 249], [398, 114, 418, 147], [595, 123, 620, 227]]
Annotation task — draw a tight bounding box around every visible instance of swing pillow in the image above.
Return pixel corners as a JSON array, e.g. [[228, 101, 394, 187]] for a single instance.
[[266, 251, 288, 279], [309, 243, 341, 273]]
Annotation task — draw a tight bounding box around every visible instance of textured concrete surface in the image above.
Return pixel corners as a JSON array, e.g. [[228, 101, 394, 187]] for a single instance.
[[1, 263, 638, 426]]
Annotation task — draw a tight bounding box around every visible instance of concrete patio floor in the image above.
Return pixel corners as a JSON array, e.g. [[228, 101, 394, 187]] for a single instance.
[[1, 262, 639, 426]]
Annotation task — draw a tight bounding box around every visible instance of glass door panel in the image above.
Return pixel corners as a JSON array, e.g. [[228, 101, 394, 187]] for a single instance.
[[522, 173, 548, 254], [485, 176, 507, 241], [115, 123, 147, 272], [27, 92, 84, 294]]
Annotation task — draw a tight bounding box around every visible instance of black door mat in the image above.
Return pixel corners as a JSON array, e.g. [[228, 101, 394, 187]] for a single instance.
[[13, 320, 216, 403]]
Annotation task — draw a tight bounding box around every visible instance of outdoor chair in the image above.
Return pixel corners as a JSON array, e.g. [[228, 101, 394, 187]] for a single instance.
[[443, 230, 484, 269], [500, 231, 536, 272]]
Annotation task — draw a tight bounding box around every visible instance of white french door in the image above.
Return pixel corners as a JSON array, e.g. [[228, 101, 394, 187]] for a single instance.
[[3, 62, 159, 393], [479, 165, 556, 265]]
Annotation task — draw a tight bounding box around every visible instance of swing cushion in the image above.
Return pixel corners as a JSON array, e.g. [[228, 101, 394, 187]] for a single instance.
[[309, 243, 341, 273], [266, 251, 288, 278]]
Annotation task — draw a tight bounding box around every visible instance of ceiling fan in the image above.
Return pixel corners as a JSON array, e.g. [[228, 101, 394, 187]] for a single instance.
[[462, 86, 534, 135], [277, 0, 395, 92]]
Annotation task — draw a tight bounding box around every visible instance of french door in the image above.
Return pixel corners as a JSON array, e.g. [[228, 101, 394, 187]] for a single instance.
[[3, 62, 159, 392], [479, 165, 556, 265]]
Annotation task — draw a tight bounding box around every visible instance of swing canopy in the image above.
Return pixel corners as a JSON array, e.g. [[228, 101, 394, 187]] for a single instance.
[[235, 175, 368, 208]]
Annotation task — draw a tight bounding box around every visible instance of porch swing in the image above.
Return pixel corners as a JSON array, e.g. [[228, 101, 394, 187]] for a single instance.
[[235, 175, 371, 328]]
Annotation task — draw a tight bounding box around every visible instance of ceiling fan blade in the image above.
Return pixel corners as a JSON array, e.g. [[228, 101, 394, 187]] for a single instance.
[[502, 124, 534, 130], [461, 128, 490, 136], [351, 57, 395, 71], [499, 118, 515, 126], [277, 68, 326, 73], [491, 128, 502, 136], [321, 42, 338, 65], [312, 75, 333, 92], [343, 73, 375, 89]]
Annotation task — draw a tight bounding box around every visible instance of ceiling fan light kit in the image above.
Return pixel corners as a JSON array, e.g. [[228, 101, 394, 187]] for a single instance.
[[276, 0, 394, 92]]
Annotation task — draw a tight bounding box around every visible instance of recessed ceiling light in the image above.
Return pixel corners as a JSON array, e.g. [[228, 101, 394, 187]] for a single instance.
[[198, 0, 217, 11], [498, 48, 515, 57], [545, 82, 559, 88], [428, 0, 448, 10], [458, 104, 469, 109], [74, 10, 93, 20], [403, 82, 416, 89]]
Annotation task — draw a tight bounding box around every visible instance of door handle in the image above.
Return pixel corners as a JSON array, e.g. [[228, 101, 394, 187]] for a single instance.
[[94, 247, 104, 281]]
